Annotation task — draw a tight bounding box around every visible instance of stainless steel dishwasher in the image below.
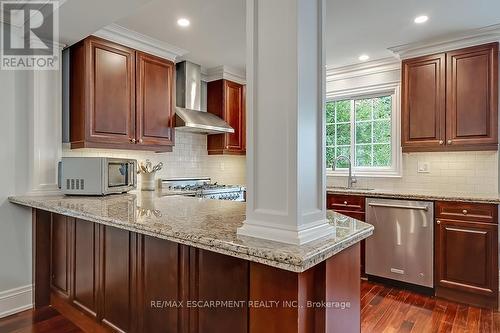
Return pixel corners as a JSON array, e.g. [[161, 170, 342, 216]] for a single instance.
[[365, 198, 434, 288]]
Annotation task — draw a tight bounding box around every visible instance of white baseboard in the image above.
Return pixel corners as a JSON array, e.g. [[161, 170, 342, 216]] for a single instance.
[[0, 285, 33, 318]]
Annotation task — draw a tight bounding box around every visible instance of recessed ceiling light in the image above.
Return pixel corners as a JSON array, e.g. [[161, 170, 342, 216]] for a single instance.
[[358, 54, 370, 61], [414, 15, 428, 24], [177, 18, 190, 27]]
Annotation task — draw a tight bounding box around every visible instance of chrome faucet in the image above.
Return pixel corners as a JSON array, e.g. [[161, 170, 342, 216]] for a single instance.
[[332, 155, 357, 189]]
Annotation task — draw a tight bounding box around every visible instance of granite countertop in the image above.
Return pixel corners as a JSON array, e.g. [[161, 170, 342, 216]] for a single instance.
[[327, 186, 500, 204], [8, 191, 373, 273]]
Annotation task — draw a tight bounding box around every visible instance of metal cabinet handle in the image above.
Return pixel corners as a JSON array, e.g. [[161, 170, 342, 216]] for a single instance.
[[130, 138, 136, 144], [368, 202, 429, 211], [447, 140, 452, 144], [439, 140, 444, 145], [344, 201, 348, 205], [437, 220, 441, 224], [462, 209, 468, 215], [138, 139, 143, 144]]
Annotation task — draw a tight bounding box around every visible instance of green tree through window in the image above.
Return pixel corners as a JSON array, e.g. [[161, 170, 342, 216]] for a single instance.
[[326, 96, 392, 169]]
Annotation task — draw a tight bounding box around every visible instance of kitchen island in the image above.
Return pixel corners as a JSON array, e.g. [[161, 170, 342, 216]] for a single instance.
[[9, 191, 373, 333]]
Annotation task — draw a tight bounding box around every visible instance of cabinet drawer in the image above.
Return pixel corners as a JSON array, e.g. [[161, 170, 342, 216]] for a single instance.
[[435, 201, 497, 224], [327, 194, 365, 212]]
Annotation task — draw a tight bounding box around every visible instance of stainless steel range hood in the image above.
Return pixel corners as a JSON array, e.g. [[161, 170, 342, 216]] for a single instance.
[[175, 61, 234, 134]]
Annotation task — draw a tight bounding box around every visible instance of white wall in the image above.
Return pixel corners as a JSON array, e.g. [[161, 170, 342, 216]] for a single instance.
[[326, 60, 499, 194], [0, 67, 34, 317]]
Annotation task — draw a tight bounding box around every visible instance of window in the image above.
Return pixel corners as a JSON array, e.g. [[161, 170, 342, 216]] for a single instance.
[[326, 88, 401, 176]]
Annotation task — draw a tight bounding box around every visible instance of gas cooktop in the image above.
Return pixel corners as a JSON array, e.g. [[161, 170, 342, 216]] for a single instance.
[[159, 177, 245, 201]]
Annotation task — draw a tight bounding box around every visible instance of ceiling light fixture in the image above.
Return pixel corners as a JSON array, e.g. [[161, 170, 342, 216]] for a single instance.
[[177, 18, 190, 27], [358, 54, 370, 61], [414, 15, 428, 24]]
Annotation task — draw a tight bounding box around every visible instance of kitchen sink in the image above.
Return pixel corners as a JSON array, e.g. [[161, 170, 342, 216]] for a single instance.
[[329, 186, 375, 191]]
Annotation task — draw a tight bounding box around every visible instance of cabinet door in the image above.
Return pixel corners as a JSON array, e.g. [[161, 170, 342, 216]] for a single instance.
[[51, 214, 70, 297], [72, 219, 98, 317], [190, 248, 249, 333], [136, 51, 175, 147], [100, 225, 133, 332], [224, 80, 245, 152], [137, 235, 180, 333], [87, 37, 135, 144], [402, 53, 446, 151], [446, 43, 498, 148], [436, 218, 498, 297]]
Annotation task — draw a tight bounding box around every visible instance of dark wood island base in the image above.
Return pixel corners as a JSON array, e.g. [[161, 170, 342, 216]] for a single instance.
[[33, 209, 361, 333]]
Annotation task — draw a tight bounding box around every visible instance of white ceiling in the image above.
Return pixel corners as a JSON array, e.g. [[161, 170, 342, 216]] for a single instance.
[[112, 0, 500, 71], [58, 0, 153, 45], [116, 0, 246, 72], [328, 0, 500, 68]]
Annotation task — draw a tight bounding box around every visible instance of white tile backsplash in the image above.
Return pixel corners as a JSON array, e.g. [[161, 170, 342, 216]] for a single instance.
[[62, 132, 246, 186], [327, 151, 499, 194], [64, 134, 497, 194]]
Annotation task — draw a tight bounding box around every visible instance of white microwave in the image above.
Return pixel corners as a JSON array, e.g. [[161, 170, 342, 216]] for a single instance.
[[58, 157, 137, 195]]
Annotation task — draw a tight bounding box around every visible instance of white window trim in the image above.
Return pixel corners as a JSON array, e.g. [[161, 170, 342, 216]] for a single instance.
[[326, 82, 402, 178]]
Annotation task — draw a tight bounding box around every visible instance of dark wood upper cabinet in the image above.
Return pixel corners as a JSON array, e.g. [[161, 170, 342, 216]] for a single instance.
[[402, 42, 498, 152], [136, 51, 175, 147], [435, 201, 498, 309], [70, 36, 136, 147], [446, 43, 499, 148], [70, 36, 174, 152], [207, 79, 246, 155], [402, 53, 446, 151]]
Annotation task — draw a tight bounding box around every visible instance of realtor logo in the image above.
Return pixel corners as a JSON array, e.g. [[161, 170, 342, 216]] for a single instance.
[[1, 0, 59, 70]]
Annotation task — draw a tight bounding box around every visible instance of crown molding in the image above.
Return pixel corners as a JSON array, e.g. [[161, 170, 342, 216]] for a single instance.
[[204, 65, 246, 84], [326, 57, 400, 82], [326, 81, 400, 100], [389, 23, 500, 59], [93, 24, 188, 62]]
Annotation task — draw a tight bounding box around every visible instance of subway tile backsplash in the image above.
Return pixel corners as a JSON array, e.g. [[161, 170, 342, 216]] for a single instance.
[[327, 151, 499, 194], [64, 135, 498, 194], [62, 132, 247, 186]]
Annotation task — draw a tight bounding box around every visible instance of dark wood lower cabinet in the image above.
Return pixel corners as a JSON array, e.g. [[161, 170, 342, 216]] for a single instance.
[[39, 210, 361, 333], [435, 217, 498, 308], [190, 248, 249, 333], [100, 225, 134, 332], [326, 193, 366, 276], [72, 219, 98, 317], [137, 235, 181, 333], [51, 214, 70, 297]]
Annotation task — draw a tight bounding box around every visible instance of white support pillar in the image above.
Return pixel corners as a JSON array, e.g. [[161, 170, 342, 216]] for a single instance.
[[238, 0, 331, 245], [26, 46, 64, 196]]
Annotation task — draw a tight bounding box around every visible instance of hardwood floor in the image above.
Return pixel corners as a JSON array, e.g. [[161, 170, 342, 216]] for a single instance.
[[1, 280, 498, 332], [361, 280, 500, 332], [0, 306, 83, 333]]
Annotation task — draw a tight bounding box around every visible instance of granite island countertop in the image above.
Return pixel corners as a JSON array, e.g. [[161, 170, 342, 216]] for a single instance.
[[327, 186, 500, 204], [8, 191, 373, 273]]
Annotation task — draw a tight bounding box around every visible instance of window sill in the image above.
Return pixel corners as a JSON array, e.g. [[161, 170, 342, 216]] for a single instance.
[[326, 170, 402, 178]]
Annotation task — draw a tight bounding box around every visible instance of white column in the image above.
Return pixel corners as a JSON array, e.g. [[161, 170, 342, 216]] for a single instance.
[[238, 0, 331, 245], [26, 46, 64, 195]]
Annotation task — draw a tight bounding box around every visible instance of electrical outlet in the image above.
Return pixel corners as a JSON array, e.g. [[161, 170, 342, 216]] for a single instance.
[[417, 161, 430, 173]]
